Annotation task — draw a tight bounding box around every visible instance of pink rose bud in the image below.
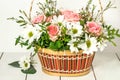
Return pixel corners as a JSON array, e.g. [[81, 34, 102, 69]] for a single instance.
[[32, 15, 44, 24], [45, 16, 52, 22], [47, 25, 59, 41], [87, 22, 102, 36], [62, 10, 80, 22]]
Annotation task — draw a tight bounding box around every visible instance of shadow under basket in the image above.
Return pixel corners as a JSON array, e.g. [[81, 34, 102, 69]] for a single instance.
[[38, 48, 95, 77]]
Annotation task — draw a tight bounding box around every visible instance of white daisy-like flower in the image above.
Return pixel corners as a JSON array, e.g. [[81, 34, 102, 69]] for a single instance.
[[34, 24, 43, 40], [67, 39, 79, 53], [78, 37, 98, 54], [51, 15, 64, 24], [19, 56, 31, 70], [67, 22, 83, 37], [65, 22, 73, 30], [22, 25, 41, 43], [97, 41, 107, 51]]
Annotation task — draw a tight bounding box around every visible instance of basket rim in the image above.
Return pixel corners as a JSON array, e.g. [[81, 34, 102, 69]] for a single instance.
[[38, 48, 95, 56]]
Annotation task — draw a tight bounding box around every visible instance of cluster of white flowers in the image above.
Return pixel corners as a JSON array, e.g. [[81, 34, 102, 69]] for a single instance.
[[68, 34, 107, 54], [21, 13, 107, 54], [51, 15, 107, 54]]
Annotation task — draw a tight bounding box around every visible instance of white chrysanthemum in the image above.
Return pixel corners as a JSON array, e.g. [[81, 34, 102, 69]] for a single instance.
[[34, 24, 43, 40], [19, 56, 31, 70], [78, 37, 98, 54], [97, 41, 107, 51], [67, 39, 79, 53], [22, 25, 41, 43], [51, 15, 64, 24], [65, 22, 73, 30], [66, 22, 83, 37]]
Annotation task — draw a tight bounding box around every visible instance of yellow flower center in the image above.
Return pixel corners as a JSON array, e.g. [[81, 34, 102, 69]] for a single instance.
[[72, 28, 78, 34], [24, 62, 28, 67], [86, 40, 91, 48], [28, 31, 33, 38]]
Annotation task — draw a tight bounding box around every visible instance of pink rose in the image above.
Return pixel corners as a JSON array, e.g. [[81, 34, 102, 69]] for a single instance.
[[87, 22, 102, 36], [32, 15, 44, 24], [62, 10, 80, 22], [47, 25, 59, 41]]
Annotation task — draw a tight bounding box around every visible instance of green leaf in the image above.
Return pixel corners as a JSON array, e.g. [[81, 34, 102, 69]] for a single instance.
[[20, 22, 27, 26], [27, 44, 32, 49], [49, 42, 56, 49], [8, 61, 20, 68], [64, 45, 69, 50], [109, 40, 116, 46], [86, 0, 92, 10], [15, 36, 21, 45], [56, 41, 61, 48], [80, 20, 85, 26], [7, 17, 16, 20], [45, 22, 51, 26], [16, 20, 25, 23], [20, 40, 29, 46], [58, 22, 62, 26], [61, 27, 67, 34], [19, 16, 24, 19], [116, 29, 120, 37], [21, 65, 36, 74], [46, 0, 48, 3], [45, 12, 51, 17]]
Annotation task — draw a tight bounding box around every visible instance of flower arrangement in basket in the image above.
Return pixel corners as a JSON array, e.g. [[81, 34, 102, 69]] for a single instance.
[[8, 0, 120, 76]]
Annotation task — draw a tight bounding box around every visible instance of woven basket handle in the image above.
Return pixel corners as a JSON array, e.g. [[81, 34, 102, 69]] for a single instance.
[[29, 0, 35, 21]]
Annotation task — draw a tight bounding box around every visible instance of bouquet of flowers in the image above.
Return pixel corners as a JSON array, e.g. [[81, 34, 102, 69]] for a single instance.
[[8, 0, 120, 74]]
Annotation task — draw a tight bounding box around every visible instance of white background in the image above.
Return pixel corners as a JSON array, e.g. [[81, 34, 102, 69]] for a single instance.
[[0, 0, 120, 52]]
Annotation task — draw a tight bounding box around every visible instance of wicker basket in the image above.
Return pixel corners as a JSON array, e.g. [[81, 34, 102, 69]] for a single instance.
[[38, 48, 95, 76]]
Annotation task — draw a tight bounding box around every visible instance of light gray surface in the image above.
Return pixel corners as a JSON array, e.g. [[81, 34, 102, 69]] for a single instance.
[[0, 43, 120, 80]]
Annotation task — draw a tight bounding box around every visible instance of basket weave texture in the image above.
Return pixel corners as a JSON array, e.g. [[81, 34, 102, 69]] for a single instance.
[[38, 48, 95, 76]]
